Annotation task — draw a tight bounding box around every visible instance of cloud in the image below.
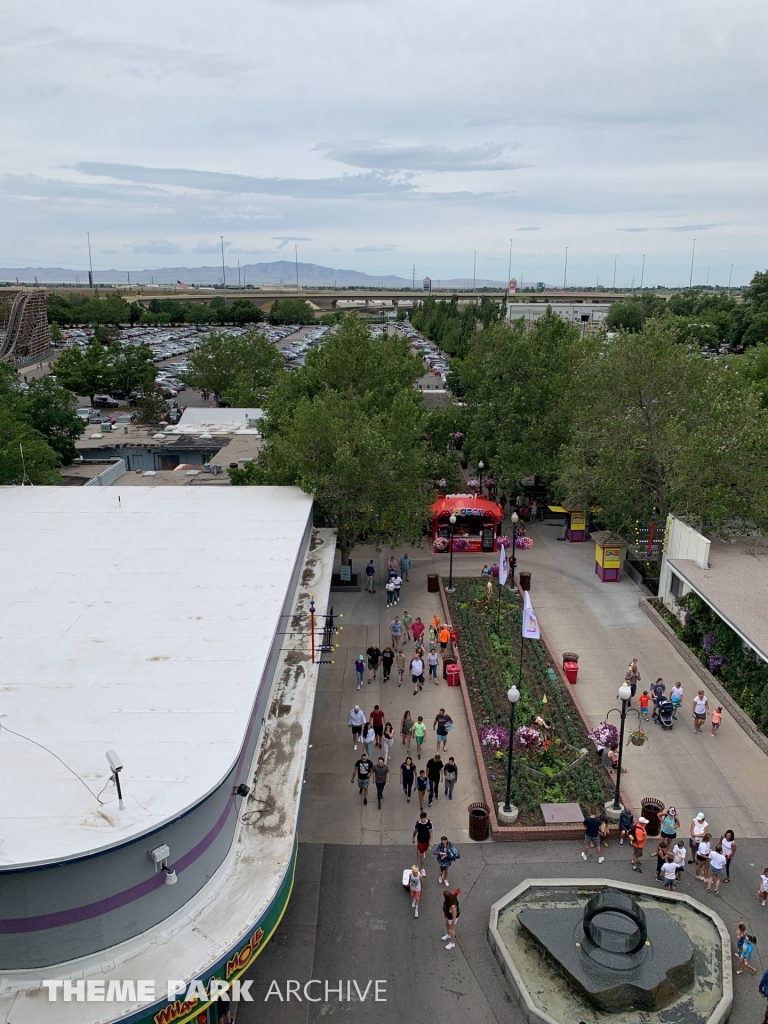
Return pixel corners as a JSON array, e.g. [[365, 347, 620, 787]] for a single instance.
[[617, 227, 650, 232], [355, 244, 396, 252], [517, 226, 540, 231], [315, 141, 527, 172], [663, 223, 728, 232], [99, 248, 117, 253], [73, 162, 415, 199], [332, 248, 341, 252], [193, 238, 229, 254], [272, 236, 312, 250], [130, 239, 182, 254], [228, 247, 267, 254]]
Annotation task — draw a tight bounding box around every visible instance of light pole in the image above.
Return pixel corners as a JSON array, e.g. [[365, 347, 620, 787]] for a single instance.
[[503, 684, 521, 813], [610, 681, 635, 811], [447, 514, 457, 593], [478, 460, 484, 497], [510, 510, 518, 585]]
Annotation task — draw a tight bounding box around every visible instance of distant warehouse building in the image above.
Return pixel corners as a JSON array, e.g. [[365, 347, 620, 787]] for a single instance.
[[506, 301, 610, 326], [0, 487, 335, 1024]]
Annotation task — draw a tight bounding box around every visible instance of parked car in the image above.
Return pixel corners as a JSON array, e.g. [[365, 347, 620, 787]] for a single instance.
[[76, 407, 95, 421], [93, 394, 120, 408]]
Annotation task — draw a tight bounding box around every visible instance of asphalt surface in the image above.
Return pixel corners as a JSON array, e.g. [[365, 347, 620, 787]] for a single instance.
[[240, 838, 768, 1023]]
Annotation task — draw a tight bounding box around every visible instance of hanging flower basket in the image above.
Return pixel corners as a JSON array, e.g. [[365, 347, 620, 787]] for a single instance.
[[629, 728, 648, 747]]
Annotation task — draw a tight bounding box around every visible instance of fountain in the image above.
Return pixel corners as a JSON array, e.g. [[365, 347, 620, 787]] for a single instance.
[[488, 878, 731, 1024]]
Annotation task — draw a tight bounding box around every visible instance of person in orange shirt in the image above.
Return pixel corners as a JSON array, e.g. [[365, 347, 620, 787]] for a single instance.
[[439, 625, 451, 652], [638, 690, 651, 721], [631, 816, 648, 872]]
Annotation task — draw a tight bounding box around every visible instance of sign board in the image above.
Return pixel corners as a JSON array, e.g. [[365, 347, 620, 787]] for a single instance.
[[570, 512, 586, 530], [536, 281, 545, 291], [508, 278, 517, 294], [422, 277, 431, 292], [340, 564, 351, 582]]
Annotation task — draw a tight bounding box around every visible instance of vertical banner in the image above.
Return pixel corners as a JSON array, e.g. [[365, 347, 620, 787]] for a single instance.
[[499, 542, 508, 586], [522, 590, 541, 639], [508, 278, 517, 294]]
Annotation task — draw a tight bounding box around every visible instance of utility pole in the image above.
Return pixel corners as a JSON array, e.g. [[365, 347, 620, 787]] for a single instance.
[[238, 259, 241, 289], [563, 247, 568, 289], [706, 266, 710, 287], [221, 236, 226, 289], [612, 254, 617, 291], [689, 238, 696, 288], [640, 254, 645, 289], [473, 251, 476, 291], [412, 264, 415, 291], [295, 245, 299, 292], [507, 239, 513, 292], [127, 271, 131, 287], [87, 232, 94, 290], [728, 264, 733, 296]]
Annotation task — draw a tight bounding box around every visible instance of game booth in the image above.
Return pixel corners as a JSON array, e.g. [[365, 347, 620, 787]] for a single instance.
[[430, 494, 504, 553]]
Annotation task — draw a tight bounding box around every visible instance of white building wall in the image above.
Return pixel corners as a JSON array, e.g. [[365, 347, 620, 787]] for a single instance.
[[659, 514, 711, 614]]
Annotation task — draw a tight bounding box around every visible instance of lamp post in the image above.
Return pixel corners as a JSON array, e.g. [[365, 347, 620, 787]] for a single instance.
[[447, 513, 457, 592], [611, 681, 634, 812], [503, 684, 521, 813], [478, 460, 484, 497], [510, 511, 519, 585]]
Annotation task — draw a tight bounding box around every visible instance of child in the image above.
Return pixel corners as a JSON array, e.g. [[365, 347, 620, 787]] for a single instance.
[[711, 707, 723, 736], [737, 934, 757, 975], [638, 690, 651, 721], [758, 868, 768, 907], [416, 770, 428, 809], [735, 922, 747, 960], [660, 853, 678, 891], [618, 807, 634, 846], [599, 815, 610, 849], [695, 833, 712, 879], [409, 865, 422, 918], [672, 840, 687, 879]]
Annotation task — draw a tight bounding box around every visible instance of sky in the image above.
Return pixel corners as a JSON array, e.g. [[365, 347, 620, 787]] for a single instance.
[[1, 0, 767, 287]]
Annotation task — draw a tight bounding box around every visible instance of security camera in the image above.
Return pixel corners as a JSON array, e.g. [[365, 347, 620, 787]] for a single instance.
[[106, 750, 123, 773], [149, 844, 170, 866]]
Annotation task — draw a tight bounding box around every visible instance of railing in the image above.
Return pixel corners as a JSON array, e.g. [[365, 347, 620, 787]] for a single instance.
[[84, 459, 127, 487]]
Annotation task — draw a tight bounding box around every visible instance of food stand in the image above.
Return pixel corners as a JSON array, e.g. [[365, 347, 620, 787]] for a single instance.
[[547, 504, 588, 543], [591, 530, 627, 583], [430, 494, 504, 554]]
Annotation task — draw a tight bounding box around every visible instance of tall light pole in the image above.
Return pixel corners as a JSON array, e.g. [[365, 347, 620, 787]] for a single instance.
[[87, 232, 94, 291], [503, 684, 521, 813], [447, 513, 457, 592], [295, 244, 300, 292], [473, 251, 477, 291], [640, 254, 645, 290], [728, 264, 733, 296], [507, 239, 513, 292], [611, 681, 634, 811], [563, 247, 568, 289], [478, 460, 484, 497], [510, 510, 518, 585], [221, 236, 226, 289], [689, 238, 696, 288], [612, 254, 617, 291]]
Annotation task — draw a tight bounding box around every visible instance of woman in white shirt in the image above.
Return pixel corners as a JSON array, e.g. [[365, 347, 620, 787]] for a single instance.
[[707, 846, 727, 895], [692, 690, 709, 733], [695, 833, 712, 880], [719, 829, 737, 882]]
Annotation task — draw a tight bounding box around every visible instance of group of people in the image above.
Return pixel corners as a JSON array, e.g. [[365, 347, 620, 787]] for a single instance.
[[409, 815, 461, 950], [623, 659, 723, 735], [364, 554, 412, 604]]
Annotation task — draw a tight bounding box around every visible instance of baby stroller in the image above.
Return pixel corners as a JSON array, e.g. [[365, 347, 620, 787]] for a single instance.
[[655, 697, 675, 730]]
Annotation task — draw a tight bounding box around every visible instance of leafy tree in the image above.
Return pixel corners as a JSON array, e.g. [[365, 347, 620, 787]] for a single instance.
[[320, 310, 344, 325], [134, 387, 170, 425], [0, 408, 61, 484], [729, 344, 768, 408], [54, 340, 113, 403], [231, 298, 265, 325], [184, 328, 283, 406], [49, 321, 63, 342], [110, 341, 156, 397], [23, 376, 85, 463], [269, 298, 315, 325], [606, 300, 644, 333], [556, 319, 768, 534]]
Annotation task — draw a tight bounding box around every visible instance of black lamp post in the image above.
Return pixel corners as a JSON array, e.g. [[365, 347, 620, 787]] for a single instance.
[[510, 510, 519, 584], [447, 513, 457, 592], [608, 681, 637, 811], [503, 684, 521, 813], [478, 461, 484, 497]]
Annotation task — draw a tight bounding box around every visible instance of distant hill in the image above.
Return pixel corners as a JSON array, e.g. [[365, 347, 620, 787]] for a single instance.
[[0, 260, 505, 289]]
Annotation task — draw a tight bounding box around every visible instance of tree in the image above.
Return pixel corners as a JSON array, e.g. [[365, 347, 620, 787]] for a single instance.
[[134, 387, 170, 424], [606, 300, 644, 333], [23, 376, 85, 463], [49, 321, 63, 342], [109, 341, 156, 397], [0, 407, 61, 484], [231, 298, 265, 325], [54, 340, 113, 403], [269, 298, 315, 325], [556, 319, 768, 534], [729, 344, 768, 408], [184, 328, 283, 406]]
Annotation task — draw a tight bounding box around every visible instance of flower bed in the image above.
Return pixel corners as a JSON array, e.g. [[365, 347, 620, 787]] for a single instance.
[[446, 579, 613, 826]]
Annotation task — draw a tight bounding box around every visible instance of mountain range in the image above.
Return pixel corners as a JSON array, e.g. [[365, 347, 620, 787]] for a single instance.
[[0, 260, 506, 289]]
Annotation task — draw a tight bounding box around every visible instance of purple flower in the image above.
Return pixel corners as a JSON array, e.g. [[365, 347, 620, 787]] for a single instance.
[[588, 722, 619, 747], [479, 725, 509, 749], [702, 631, 716, 654], [514, 725, 542, 750], [708, 654, 726, 673]]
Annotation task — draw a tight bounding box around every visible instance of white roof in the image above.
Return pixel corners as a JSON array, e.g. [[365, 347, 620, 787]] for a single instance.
[[166, 407, 263, 436], [0, 486, 312, 867]]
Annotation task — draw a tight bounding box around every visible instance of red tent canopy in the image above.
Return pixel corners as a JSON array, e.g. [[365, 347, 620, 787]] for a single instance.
[[430, 495, 503, 521]]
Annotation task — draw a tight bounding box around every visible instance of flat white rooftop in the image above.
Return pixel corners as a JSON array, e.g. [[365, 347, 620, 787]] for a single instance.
[[0, 486, 312, 867]]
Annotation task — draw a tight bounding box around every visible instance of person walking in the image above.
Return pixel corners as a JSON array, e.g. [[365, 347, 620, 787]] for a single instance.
[[351, 752, 372, 805], [392, 574, 402, 604], [412, 811, 433, 874], [348, 704, 366, 750], [386, 577, 396, 608], [372, 756, 389, 809], [626, 658, 641, 707], [442, 890, 460, 950], [582, 808, 605, 864], [618, 807, 634, 845], [399, 553, 411, 582], [435, 835, 457, 886], [354, 654, 365, 690], [416, 769, 428, 808], [426, 753, 443, 806], [650, 677, 666, 719], [759, 867, 768, 907], [654, 835, 671, 880], [692, 690, 709, 733], [711, 706, 723, 736], [443, 756, 458, 799], [638, 690, 651, 721], [659, 853, 679, 891], [737, 934, 757, 975], [365, 560, 376, 594], [672, 839, 687, 880], [695, 833, 712, 880], [433, 708, 453, 752], [412, 616, 425, 646], [401, 710, 413, 752], [402, 611, 413, 642], [670, 681, 684, 719], [413, 715, 427, 759], [370, 705, 385, 749], [387, 556, 398, 578], [719, 829, 737, 882], [707, 844, 727, 895], [630, 816, 648, 872], [381, 645, 395, 683], [411, 653, 425, 696], [660, 806, 680, 842], [366, 643, 381, 684], [439, 624, 451, 653], [400, 755, 416, 801], [758, 964, 768, 1023], [689, 812, 709, 863], [529, 501, 537, 524], [361, 721, 375, 759], [427, 646, 439, 685], [408, 865, 422, 918], [395, 648, 406, 687], [383, 721, 395, 763], [390, 616, 402, 649]]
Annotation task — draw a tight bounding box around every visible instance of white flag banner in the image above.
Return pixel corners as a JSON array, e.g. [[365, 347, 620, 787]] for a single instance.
[[522, 590, 541, 639], [499, 541, 508, 586]]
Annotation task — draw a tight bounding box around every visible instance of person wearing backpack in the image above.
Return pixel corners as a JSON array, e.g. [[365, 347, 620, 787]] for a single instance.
[[630, 816, 648, 872], [435, 835, 460, 886]]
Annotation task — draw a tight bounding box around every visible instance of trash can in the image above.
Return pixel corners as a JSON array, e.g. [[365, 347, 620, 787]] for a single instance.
[[641, 797, 665, 837], [427, 573, 440, 593], [468, 802, 490, 842], [446, 663, 461, 687], [443, 655, 457, 680], [519, 571, 532, 591], [563, 660, 579, 685]]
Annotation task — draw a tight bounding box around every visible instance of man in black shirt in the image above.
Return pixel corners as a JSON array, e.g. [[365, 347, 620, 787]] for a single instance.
[[412, 811, 434, 874], [426, 753, 443, 806], [351, 752, 372, 806], [372, 757, 389, 808], [366, 644, 381, 683]]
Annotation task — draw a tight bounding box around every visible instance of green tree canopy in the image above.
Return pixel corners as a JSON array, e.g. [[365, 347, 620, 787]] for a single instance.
[[23, 376, 85, 463], [184, 328, 283, 406], [53, 340, 114, 404], [109, 340, 156, 396], [269, 298, 316, 325]]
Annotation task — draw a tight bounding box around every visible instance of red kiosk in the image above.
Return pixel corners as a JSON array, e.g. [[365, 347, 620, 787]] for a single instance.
[[430, 494, 504, 554]]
